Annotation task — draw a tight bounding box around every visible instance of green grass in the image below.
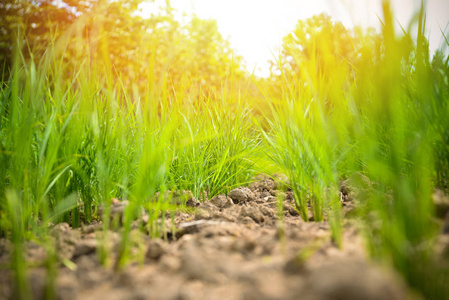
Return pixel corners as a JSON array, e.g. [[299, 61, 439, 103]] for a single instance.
[[259, 2, 449, 298], [1, 1, 449, 299], [0, 25, 263, 293]]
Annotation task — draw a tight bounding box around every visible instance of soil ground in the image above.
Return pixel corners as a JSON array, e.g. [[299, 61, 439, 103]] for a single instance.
[[1, 175, 445, 300]]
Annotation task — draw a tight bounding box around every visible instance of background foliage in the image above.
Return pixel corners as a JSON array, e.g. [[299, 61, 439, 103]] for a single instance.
[[0, 0, 244, 98]]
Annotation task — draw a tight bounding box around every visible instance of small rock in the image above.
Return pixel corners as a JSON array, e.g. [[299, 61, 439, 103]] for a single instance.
[[239, 205, 264, 223], [179, 220, 224, 234], [53, 226, 81, 260], [444, 212, 449, 234], [73, 239, 97, 258], [51, 223, 71, 236], [259, 206, 276, 218], [260, 191, 271, 198], [228, 188, 255, 204], [433, 190, 449, 219], [263, 196, 276, 202], [200, 226, 232, 239], [195, 208, 212, 220], [215, 212, 237, 222], [210, 195, 234, 209], [232, 238, 257, 255], [284, 203, 299, 216], [196, 202, 218, 220], [222, 206, 241, 221], [186, 198, 200, 207], [81, 224, 103, 234], [240, 216, 256, 226], [146, 239, 166, 260]]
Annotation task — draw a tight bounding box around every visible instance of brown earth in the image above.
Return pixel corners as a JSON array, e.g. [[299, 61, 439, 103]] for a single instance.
[[0, 174, 440, 300]]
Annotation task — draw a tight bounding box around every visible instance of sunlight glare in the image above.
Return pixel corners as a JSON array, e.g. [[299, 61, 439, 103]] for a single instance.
[[140, 0, 449, 77]]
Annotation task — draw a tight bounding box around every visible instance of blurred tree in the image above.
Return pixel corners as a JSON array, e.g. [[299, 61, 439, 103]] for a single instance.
[[270, 14, 359, 83], [0, 0, 80, 71], [166, 16, 243, 98], [0, 0, 244, 99], [0, 0, 32, 70], [267, 13, 389, 116]]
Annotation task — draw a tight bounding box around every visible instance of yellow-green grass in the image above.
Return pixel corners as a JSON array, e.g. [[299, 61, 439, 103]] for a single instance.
[[1, 1, 449, 299]]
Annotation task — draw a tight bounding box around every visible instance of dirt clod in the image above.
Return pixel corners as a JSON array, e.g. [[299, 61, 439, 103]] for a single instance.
[[73, 239, 97, 258], [228, 187, 255, 204], [433, 189, 449, 219], [239, 205, 264, 223], [210, 195, 234, 208], [146, 239, 166, 260]]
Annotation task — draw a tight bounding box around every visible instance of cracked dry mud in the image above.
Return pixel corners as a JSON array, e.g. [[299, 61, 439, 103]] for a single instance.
[[0, 175, 433, 300]]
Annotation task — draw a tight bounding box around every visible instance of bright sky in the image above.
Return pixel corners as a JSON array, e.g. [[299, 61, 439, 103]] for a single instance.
[[140, 0, 449, 77]]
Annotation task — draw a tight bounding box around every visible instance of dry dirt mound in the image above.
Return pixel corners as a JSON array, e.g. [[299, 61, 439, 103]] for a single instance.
[[0, 176, 415, 300]]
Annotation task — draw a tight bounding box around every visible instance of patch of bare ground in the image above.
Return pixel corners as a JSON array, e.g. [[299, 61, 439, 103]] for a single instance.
[[1, 174, 441, 300]]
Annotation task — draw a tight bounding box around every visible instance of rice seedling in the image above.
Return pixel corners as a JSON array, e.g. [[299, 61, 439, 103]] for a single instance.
[[259, 1, 449, 298], [0, 0, 448, 299]]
